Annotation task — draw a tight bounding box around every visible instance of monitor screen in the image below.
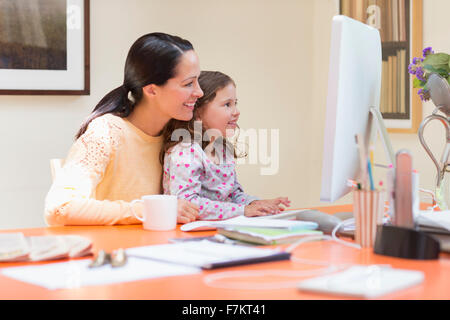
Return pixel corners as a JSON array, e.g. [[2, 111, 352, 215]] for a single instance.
[[320, 15, 382, 203]]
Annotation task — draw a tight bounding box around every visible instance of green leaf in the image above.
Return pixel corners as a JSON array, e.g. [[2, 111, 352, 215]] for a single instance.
[[424, 64, 450, 77], [423, 53, 450, 70], [424, 64, 445, 73], [413, 78, 425, 88]]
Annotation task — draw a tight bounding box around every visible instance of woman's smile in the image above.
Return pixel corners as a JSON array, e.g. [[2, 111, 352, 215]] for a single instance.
[[183, 101, 196, 110]]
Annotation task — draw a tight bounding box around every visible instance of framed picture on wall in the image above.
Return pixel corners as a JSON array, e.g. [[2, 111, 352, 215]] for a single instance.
[[339, 0, 423, 133], [0, 0, 90, 95]]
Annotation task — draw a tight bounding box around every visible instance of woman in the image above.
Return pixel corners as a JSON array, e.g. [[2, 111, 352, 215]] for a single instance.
[[45, 33, 203, 226]]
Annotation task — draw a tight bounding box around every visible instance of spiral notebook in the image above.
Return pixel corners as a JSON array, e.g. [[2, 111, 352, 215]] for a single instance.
[[126, 241, 290, 269], [217, 227, 323, 245]]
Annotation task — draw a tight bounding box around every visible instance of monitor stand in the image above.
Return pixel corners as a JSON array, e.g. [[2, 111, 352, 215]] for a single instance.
[[368, 107, 395, 167]]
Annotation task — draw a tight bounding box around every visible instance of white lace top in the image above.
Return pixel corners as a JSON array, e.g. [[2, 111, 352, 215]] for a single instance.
[[44, 114, 163, 226]]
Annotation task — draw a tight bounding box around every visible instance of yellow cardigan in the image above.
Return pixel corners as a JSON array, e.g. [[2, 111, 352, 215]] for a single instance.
[[45, 114, 163, 226]]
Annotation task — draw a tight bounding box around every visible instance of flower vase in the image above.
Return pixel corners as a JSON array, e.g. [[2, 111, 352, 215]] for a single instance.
[[436, 171, 450, 210], [418, 73, 450, 210]]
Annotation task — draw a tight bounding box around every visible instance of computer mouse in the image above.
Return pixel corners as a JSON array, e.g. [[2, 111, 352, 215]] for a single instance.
[[295, 210, 344, 234], [333, 211, 354, 221]]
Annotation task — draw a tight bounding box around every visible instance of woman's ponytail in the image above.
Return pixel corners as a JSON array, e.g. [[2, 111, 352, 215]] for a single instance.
[[75, 32, 194, 140], [75, 85, 134, 139]]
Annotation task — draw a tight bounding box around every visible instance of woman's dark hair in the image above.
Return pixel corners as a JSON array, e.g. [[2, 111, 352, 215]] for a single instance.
[[75, 32, 194, 139], [160, 70, 246, 164]]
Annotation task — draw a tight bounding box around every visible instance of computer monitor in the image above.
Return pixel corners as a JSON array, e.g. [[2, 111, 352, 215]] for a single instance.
[[320, 15, 394, 203]]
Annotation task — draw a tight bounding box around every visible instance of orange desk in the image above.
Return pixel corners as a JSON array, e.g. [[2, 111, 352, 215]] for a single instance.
[[0, 205, 449, 300]]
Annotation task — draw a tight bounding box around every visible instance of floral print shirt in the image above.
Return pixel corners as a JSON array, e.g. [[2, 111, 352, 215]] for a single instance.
[[163, 142, 259, 220]]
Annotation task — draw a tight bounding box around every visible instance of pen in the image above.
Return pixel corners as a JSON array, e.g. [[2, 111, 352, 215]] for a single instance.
[[355, 134, 368, 190], [367, 159, 375, 191], [369, 145, 374, 167], [202, 251, 291, 269]]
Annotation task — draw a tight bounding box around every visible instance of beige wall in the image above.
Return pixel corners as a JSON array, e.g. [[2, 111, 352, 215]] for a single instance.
[[0, 0, 447, 229]]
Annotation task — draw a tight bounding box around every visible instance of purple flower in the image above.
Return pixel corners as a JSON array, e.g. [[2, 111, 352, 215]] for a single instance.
[[412, 57, 423, 64], [409, 56, 425, 75], [415, 67, 425, 81], [418, 88, 431, 101], [423, 47, 434, 58], [418, 89, 425, 101], [408, 63, 417, 75]]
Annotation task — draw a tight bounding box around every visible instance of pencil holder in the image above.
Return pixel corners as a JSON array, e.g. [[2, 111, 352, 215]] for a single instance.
[[353, 189, 385, 248]]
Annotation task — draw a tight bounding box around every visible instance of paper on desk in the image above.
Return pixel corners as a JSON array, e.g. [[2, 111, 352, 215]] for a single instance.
[[1, 257, 200, 290], [338, 211, 450, 233], [127, 240, 284, 268], [417, 210, 450, 231]]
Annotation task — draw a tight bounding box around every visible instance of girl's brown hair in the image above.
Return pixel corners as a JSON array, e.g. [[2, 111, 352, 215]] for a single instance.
[[159, 70, 245, 164]]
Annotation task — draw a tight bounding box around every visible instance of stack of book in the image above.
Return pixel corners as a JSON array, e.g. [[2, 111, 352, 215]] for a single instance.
[[341, 0, 407, 42], [380, 49, 407, 114], [217, 227, 323, 246], [0, 233, 92, 262]]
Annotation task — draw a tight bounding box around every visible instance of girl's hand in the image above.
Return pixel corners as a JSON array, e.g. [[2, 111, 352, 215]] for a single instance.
[[177, 199, 199, 224], [244, 202, 273, 217], [249, 197, 291, 215]]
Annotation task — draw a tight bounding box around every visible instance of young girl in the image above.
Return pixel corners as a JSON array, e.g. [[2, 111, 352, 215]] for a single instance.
[[161, 71, 290, 222]]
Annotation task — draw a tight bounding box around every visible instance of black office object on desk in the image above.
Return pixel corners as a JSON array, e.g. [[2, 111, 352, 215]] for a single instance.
[[374, 225, 440, 260], [374, 150, 440, 260], [202, 251, 291, 270]]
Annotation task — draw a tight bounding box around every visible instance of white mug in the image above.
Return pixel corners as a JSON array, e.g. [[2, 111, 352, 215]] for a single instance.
[[131, 195, 178, 231]]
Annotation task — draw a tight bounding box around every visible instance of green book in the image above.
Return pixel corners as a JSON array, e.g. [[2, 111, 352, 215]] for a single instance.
[[217, 227, 323, 245]]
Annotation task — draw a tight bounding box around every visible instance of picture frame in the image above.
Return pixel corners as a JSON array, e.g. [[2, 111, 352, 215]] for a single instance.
[[339, 0, 423, 133], [0, 0, 90, 95], [386, 0, 423, 133]]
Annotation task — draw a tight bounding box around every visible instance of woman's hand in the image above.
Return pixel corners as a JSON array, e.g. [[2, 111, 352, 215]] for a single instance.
[[177, 199, 199, 224], [248, 197, 291, 215]]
